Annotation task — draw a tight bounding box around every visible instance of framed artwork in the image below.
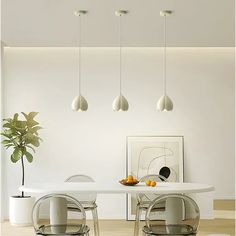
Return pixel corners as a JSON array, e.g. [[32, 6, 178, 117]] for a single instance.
[[126, 136, 184, 220]]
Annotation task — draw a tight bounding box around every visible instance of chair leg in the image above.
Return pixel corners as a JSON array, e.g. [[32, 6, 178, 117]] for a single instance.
[[91, 207, 100, 236], [134, 205, 142, 236]]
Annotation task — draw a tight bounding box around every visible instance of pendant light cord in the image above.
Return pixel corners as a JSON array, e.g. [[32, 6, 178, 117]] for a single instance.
[[77, 14, 82, 95], [119, 14, 122, 96], [164, 14, 167, 96]]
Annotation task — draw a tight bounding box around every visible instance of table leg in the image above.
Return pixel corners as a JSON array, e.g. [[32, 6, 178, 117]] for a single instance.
[[166, 197, 183, 225], [50, 197, 67, 234]]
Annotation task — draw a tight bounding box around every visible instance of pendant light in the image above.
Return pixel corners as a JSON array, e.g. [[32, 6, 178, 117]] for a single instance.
[[157, 10, 173, 112], [72, 10, 88, 112], [112, 10, 129, 112]]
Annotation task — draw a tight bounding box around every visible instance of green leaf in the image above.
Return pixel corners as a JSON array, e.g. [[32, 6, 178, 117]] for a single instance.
[[15, 121, 27, 129], [23, 133, 34, 143], [13, 113, 19, 122], [28, 112, 39, 120], [5, 129, 15, 135], [29, 126, 42, 134], [30, 137, 40, 147], [3, 118, 12, 123], [5, 144, 14, 149], [24, 133, 40, 147], [21, 112, 28, 120], [0, 133, 11, 139], [12, 147, 23, 162], [26, 145, 36, 153], [11, 154, 18, 163], [25, 151, 33, 163], [3, 123, 12, 128], [27, 119, 39, 128], [1, 140, 12, 145], [12, 136, 20, 143]]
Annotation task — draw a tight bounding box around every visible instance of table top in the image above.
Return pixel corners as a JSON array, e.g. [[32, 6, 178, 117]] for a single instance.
[[19, 182, 214, 194]]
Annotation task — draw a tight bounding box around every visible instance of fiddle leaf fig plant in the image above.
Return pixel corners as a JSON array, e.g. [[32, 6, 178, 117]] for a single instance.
[[1, 112, 42, 197]]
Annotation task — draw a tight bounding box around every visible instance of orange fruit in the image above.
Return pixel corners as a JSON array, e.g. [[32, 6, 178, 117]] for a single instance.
[[128, 175, 134, 181], [146, 179, 151, 186], [150, 181, 156, 187]]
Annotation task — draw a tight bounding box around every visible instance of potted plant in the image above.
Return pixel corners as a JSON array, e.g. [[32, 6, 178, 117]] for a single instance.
[[1, 112, 42, 226]]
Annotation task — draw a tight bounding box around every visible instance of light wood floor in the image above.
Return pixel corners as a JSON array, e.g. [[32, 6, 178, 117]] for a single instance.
[[1, 201, 235, 236], [1, 218, 235, 236]]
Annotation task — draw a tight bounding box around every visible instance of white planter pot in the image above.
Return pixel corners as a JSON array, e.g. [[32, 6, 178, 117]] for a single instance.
[[9, 196, 35, 226]]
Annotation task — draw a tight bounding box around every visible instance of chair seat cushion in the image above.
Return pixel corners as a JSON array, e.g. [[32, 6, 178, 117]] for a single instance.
[[143, 224, 196, 235], [37, 224, 90, 235]]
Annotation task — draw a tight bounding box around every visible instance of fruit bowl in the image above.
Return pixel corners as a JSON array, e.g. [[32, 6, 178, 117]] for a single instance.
[[119, 179, 139, 186]]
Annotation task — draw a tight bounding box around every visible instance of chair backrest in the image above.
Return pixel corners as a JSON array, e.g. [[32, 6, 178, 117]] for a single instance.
[[137, 174, 168, 203], [32, 194, 87, 235], [145, 194, 200, 234], [65, 175, 97, 202]]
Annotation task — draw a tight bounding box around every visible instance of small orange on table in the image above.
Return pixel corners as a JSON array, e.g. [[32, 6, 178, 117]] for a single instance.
[[150, 181, 156, 187], [127, 175, 134, 181], [145, 179, 157, 187]]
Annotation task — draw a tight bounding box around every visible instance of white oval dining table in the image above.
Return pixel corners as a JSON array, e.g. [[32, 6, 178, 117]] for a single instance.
[[19, 182, 214, 194], [20, 182, 214, 235]]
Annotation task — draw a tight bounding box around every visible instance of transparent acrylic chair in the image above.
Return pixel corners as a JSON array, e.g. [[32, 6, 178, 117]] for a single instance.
[[134, 174, 167, 236], [143, 194, 200, 235], [65, 175, 99, 236], [32, 194, 90, 235]]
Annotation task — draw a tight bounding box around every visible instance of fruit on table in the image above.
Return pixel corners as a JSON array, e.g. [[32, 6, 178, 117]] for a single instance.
[[150, 181, 156, 187], [127, 175, 134, 181], [145, 179, 156, 187]]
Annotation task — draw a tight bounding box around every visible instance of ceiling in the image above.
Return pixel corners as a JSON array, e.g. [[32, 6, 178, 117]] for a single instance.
[[2, 0, 235, 47]]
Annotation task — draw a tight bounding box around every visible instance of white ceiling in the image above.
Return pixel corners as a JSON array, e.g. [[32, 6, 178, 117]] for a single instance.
[[2, 0, 235, 47]]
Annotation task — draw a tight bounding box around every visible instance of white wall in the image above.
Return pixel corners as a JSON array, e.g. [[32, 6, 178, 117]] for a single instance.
[[2, 47, 235, 219]]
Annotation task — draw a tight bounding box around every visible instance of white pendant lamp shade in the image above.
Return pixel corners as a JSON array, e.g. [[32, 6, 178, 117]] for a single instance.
[[72, 95, 88, 111], [157, 10, 173, 112], [112, 94, 129, 111], [72, 10, 88, 112], [157, 94, 173, 112], [113, 10, 129, 112]]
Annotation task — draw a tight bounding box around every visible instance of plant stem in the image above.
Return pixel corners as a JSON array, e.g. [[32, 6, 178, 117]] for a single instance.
[[21, 156, 25, 197]]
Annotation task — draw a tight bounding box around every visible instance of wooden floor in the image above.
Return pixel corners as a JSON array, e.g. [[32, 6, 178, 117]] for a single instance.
[[1, 203, 235, 236], [1, 218, 234, 235]]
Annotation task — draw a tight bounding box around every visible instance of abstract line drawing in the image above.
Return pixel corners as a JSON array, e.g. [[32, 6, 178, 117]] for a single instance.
[[136, 146, 175, 179], [126, 136, 184, 220]]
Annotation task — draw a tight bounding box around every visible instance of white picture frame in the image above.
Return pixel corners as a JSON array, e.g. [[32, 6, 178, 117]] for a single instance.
[[126, 136, 184, 220]]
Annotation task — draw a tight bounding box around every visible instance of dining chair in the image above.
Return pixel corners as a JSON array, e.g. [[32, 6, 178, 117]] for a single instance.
[[65, 175, 100, 236], [32, 194, 90, 236], [134, 174, 168, 236], [142, 194, 200, 235]]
